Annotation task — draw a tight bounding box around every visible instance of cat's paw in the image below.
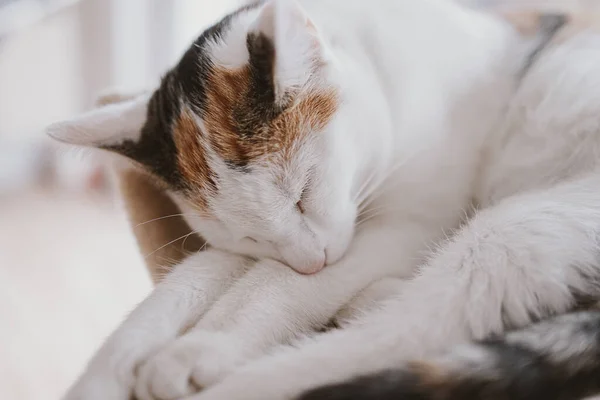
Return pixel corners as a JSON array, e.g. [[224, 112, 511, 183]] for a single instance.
[[135, 331, 247, 400], [63, 334, 171, 400]]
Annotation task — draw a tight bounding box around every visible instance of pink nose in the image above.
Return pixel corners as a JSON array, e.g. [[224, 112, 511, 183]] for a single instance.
[[297, 254, 326, 275]]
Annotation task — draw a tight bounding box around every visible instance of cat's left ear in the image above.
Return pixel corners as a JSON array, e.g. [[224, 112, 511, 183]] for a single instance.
[[249, 0, 327, 103], [46, 94, 149, 148]]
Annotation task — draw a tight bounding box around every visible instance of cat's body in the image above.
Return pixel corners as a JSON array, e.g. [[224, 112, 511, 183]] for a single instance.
[[48, 1, 600, 399], [301, 310, 600, 400]]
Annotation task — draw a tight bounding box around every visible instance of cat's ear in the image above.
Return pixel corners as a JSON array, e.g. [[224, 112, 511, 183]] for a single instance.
[[249, 0, 326, 102], [46, 94, 149, 148]]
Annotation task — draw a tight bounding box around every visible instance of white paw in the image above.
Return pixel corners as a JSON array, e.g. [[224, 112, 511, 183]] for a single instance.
[[63, 334, 170, 400], [135, 331, 248, 400]]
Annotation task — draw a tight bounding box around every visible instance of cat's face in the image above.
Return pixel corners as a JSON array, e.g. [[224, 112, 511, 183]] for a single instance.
[[47, 0, 359, 274]]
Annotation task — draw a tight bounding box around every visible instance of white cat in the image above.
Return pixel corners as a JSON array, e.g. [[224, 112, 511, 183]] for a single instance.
[[47, 0, 600, 399]]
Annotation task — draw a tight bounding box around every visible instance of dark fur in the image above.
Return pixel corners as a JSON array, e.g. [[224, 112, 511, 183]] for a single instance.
[[102, 0, 329, 185], [299, 312, 600, 400], [102, 2, 270, 185], [520, 13, 568, 78], [104, 74, 184, 189]]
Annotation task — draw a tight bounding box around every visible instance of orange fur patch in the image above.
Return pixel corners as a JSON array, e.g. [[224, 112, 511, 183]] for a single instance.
[[204, 65, 339, 165], [173, 109, 215, 210]]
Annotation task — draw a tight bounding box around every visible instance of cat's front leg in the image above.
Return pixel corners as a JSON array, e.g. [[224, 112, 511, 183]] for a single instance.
[[134, 224, 431, 400], [190, 172, 600, 400], [333, 277, 408, 327], [62, 249, 248, 400]]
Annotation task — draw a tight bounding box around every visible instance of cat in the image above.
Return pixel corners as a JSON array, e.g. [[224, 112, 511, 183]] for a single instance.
[[46, 0, 600, 399], [195, 9, 600, 400]]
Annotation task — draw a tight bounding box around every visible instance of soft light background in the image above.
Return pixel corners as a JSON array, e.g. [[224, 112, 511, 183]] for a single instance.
[[0, 0, 597, 399]]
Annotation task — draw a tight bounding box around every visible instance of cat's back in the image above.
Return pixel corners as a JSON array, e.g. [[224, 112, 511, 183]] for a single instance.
[[478, 11, 600, 204], [300, 0, 512, 77]]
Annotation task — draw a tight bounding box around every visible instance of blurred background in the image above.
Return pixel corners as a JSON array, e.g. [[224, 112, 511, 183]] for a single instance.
[[0, 0, 239, 398], [0, 0, 597, 399]]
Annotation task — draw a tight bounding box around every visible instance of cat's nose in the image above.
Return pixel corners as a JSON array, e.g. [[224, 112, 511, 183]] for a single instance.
[[299, 254, 326, 275], [305, 254, 326, 275], [279, 243, 326, 274]]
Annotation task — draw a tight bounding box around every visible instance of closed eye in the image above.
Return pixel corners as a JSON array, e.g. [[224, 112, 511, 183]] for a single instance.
[[243, 236, 258, 243], [295, 169, 314, 215], [296, 184, 309, 214]]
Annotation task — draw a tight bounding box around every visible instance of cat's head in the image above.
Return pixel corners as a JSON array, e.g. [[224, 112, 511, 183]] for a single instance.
[[47, 0, 359, 274]]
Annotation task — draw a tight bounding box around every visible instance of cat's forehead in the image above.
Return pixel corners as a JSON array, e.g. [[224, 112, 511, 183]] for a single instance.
[[139, 2, 338, 209]]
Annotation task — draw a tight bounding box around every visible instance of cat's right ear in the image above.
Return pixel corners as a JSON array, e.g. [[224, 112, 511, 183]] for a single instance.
[[249, 0, 327, 104], [46, 94, 149, 148]]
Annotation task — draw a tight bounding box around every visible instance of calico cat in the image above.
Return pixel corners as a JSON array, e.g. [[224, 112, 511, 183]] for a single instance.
[[47, 1, 600, 399]]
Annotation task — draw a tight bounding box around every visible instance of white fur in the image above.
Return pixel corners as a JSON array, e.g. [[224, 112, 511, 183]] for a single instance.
[[53, 1, 600, 400], [62, 250, 249, 400], [207, 10, 259, 69], [46, 94, 149, 147], [188, 27, 600, 400]]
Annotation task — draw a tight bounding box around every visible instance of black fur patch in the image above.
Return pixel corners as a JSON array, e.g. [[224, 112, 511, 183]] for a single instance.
[[102, 74, 184, 189], [299, 312, 600, 400], [520, 13, 568, 79], [102, 2, 265, 185]]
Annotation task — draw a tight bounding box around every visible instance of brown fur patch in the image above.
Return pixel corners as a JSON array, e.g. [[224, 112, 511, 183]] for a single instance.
[[166, 29, 338, 209], [203, 64, 338, 166], [407, 361, 448, 386], [173, 109, 216, 210]]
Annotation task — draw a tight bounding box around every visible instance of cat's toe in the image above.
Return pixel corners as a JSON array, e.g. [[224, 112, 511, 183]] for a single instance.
[[134, 331, 244, 400], [190, 348, 238, 388], [135, 340, 198, 400]]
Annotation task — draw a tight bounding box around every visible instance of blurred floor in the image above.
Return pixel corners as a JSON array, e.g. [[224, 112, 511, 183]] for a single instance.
[[0, 0, 238, 398], [0, 188, 151, 399]]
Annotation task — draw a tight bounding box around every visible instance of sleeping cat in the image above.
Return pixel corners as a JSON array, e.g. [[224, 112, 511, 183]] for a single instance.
[[47, 0, 600, 399]]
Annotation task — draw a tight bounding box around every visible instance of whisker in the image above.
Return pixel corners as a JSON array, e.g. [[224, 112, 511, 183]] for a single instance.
[[353, 167, 380, 203], [356, 143, 434, 212], [144, 231, 200, 259], [356, 159, 409, 209], [355, 211, 387, 228], [181, 230, 206, 251], [134, 213, 202, 228], [197, 241, 209, 253], [357, 205, 392, 220]]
